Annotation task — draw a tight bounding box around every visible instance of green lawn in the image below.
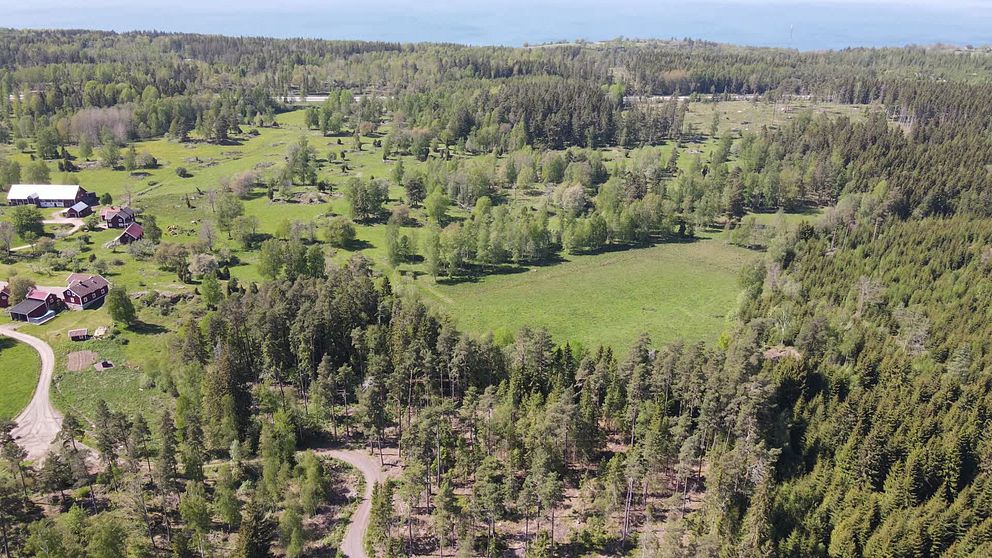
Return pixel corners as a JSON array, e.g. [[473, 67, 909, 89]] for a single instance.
[[0, 336, 41, 420], [409, 231, 756, 352], [749, 207, 824, 228], [45, 306, 175, 428]]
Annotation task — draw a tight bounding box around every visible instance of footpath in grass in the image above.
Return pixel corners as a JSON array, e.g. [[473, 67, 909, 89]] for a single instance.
[[413, 232, 756, 352], [0, 336, 41, 420]]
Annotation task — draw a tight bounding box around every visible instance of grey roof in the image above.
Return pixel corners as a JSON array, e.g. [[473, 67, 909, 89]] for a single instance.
[[8, 298, 47, 315], [69, 201, 89, 212], [65, 274, 109, 298]]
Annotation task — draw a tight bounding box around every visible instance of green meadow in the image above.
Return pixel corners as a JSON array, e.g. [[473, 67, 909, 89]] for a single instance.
[[0, 337, 41, 420], [408, 229, 754, 351], [0, 99, 847, 411]]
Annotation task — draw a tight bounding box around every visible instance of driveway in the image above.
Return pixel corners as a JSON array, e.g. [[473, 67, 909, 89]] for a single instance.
[[321, 449, 389, 558], [10, 209, 85, 252], [1, 324, 61, 461]]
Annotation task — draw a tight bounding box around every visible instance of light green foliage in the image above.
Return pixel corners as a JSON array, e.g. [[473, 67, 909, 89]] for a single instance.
[[8, 205, 43, 238], [366, 480, 396, 558], [179, 481, 212, 542], [24, 159, 50, 183], [215, 464, 242, 529], [123, 144, 137, 171], [324, 216, 357, 248], [287, 135, 318, 185], [79, 136, 93, 159], [201, 272, 222, 308], [99, 132, 120, 169], [216, 193, 246, 235], [106, 286, 136, 326], [424, 188, 450, 225]]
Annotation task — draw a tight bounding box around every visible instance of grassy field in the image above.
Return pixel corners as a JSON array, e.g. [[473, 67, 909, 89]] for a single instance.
[[408, 229, 754, 351], [0, 99, 854, 359], [0, 98, 861, 421], [25, 303, 176, 426], [684, 98, 869, 135], [750, 207, 825, 227], [0, 336, 41, 420]]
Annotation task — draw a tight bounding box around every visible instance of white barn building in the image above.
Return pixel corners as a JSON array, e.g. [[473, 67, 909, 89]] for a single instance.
[[6, 184, 93, 208]]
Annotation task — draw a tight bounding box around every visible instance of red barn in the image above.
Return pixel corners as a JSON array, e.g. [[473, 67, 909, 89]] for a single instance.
[[64, 201, 93, 218], [8, 298, 54, 324], [116, 223, 144, 245], [7, 184, 89, 208], [0, 282, 8, 308]]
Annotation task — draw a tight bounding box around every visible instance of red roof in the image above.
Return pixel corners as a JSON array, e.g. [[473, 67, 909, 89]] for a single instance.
[[26, 288, 52, 301], [121, 223, 144, 239]]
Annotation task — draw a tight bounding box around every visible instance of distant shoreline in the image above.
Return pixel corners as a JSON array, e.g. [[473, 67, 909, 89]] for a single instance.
[[1, 27, 988, 54], [3, 0, 990, 51]]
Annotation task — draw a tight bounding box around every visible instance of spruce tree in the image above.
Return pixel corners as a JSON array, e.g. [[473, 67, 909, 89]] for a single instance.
[[156, 410, 179, 508], [234, 497, 274, 558]]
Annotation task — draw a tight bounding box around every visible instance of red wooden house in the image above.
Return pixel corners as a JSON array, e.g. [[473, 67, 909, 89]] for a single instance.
[[63, 274, 110, 310], [115, 223, 144, 245], [27, 288, 62, 310], [100, 206, 136, 228]]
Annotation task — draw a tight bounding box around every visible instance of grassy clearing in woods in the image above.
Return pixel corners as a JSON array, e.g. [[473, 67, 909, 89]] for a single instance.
[[411, 228, 755, 351]]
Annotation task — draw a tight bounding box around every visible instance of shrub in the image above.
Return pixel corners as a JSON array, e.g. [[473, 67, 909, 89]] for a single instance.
[[324, 216, 356, 247], [137, 151, 158, 169]]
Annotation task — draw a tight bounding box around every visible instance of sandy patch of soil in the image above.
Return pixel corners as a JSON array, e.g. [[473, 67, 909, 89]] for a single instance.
[[66, 351, 99, 372]]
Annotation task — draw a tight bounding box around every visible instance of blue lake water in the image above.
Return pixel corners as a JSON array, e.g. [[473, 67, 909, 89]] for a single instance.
[[3, 0, 990, 50]]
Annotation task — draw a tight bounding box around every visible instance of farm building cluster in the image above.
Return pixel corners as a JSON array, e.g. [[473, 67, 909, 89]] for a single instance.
[[2, 184, 135, 324], [1, 274, 110, 324], [6, 183, 97, 208], [5, 183, 144, 243]]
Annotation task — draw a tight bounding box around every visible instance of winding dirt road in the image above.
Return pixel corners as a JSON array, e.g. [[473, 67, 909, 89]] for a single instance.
[[2, 316, 389, 554], [322, 449, 388, 558], [1, 324, 61, 461]]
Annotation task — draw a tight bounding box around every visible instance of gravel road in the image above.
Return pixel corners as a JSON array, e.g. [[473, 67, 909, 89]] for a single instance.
[[322, 449, 388, 558], [2, 324, 61, 461]]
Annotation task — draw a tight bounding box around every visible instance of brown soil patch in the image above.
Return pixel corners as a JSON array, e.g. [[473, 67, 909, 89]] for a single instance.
[[67, 351, 99, 372]]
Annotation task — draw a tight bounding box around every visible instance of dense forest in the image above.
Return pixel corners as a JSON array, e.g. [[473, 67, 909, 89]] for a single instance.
[[1, 28, 992, 558]]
